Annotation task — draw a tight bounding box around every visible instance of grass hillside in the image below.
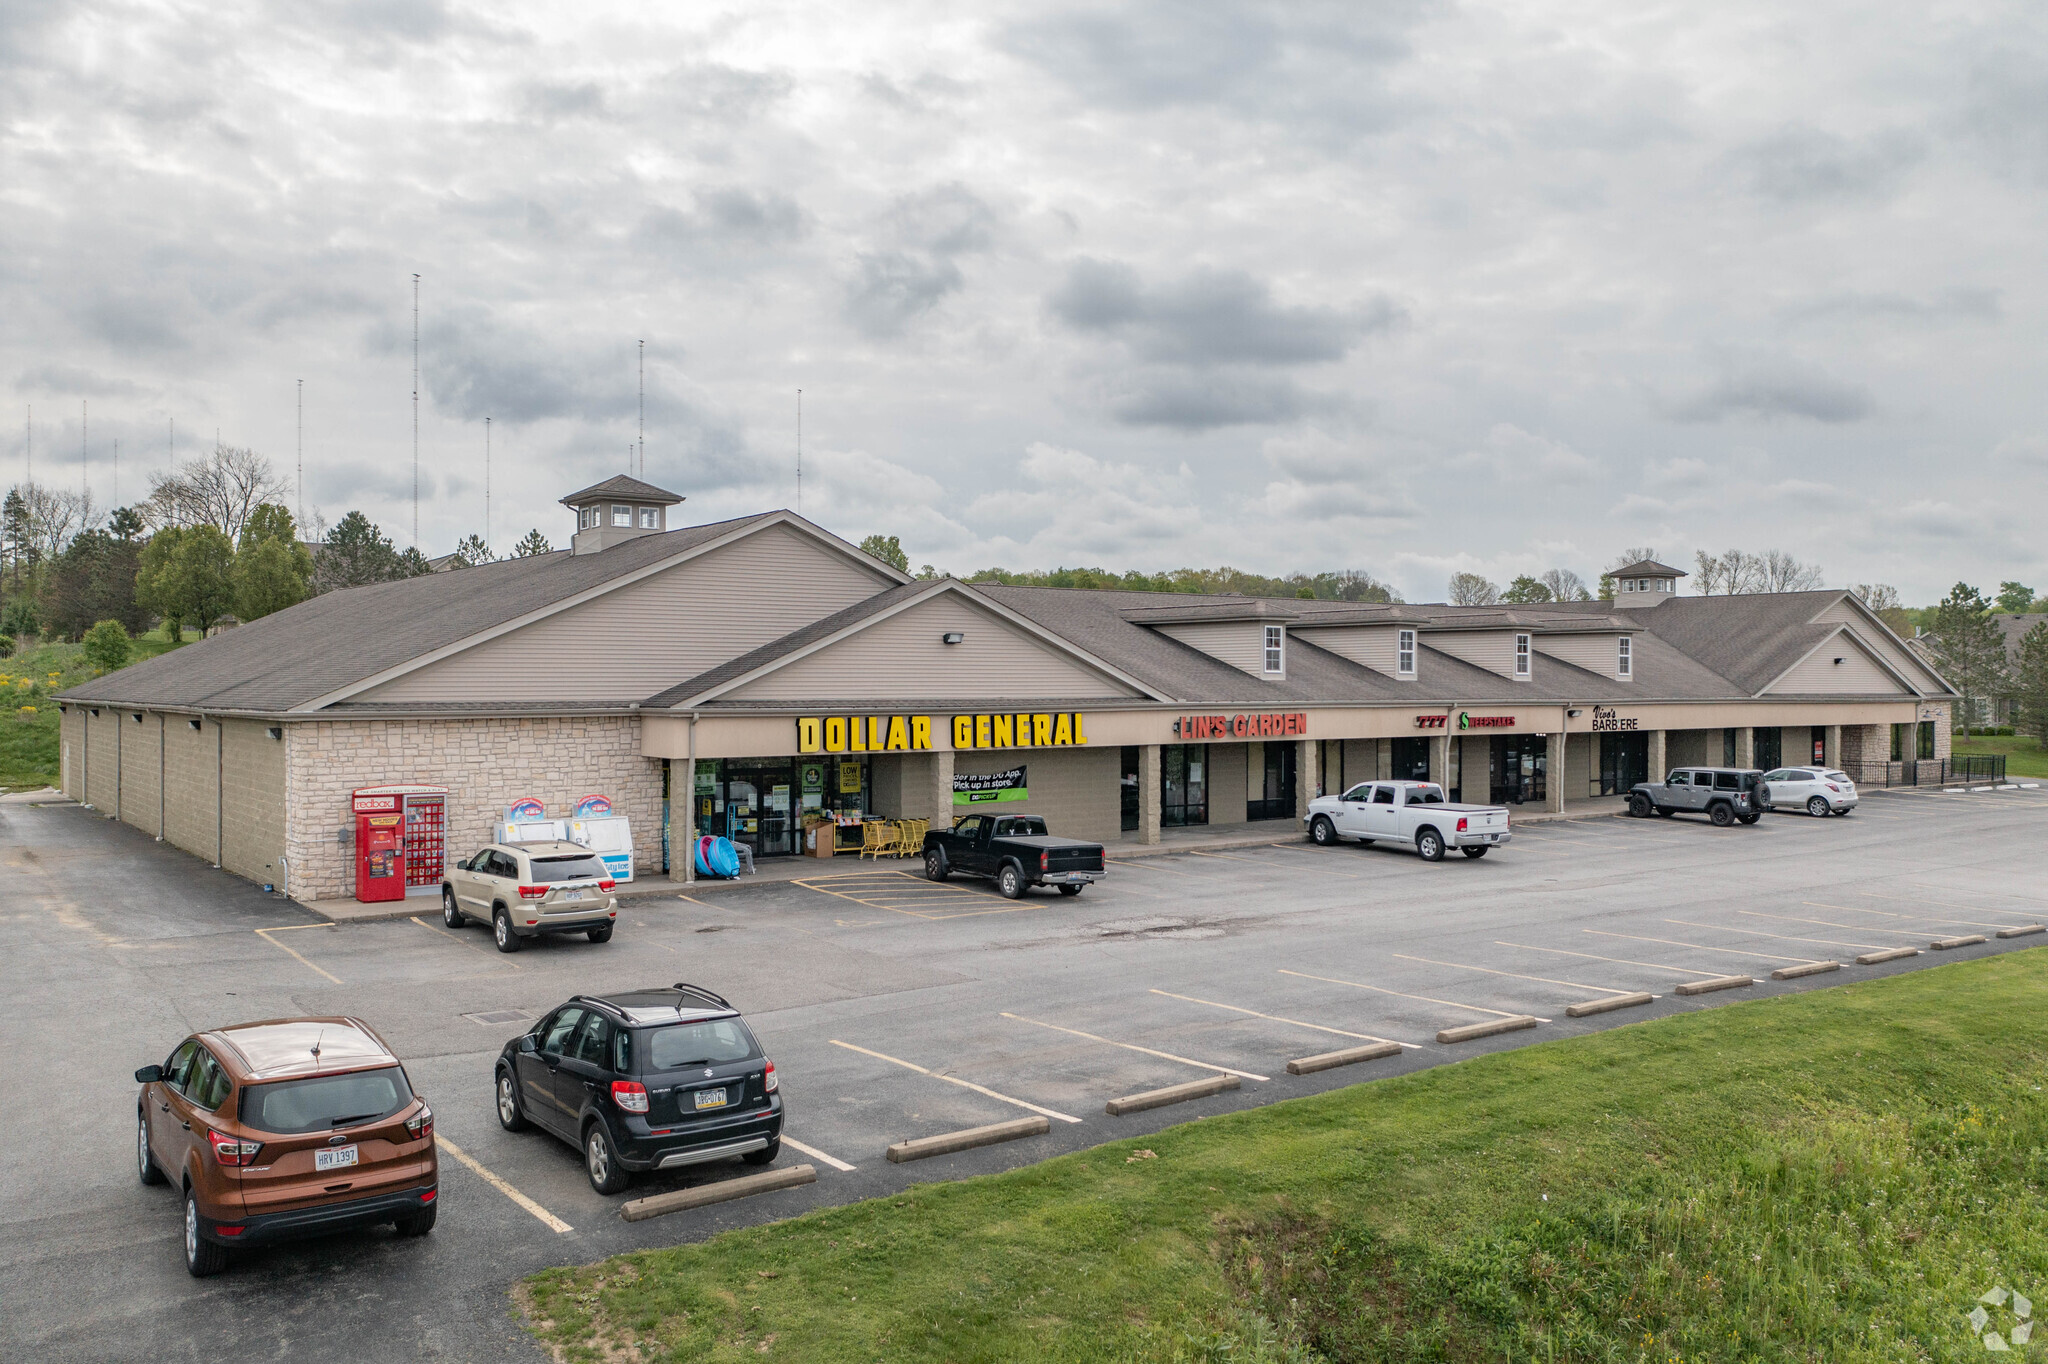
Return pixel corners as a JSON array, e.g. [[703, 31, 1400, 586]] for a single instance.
[[1953, 734, 2048, 780], [525, 951, 2048, 1363], [0, 631, 185, 792]]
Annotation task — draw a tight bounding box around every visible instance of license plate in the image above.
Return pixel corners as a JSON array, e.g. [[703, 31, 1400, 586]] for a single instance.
[[565, 890, 584, 901], [693, 1088, 728, 1111], [315, 1145, 358, 1172]]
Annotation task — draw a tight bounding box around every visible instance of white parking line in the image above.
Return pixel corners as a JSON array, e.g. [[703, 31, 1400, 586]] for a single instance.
[[1804, 901, 2011, 932], [779, 1135, 856, 1172], [435, 1135, 571, 1233], [1581, 928, 1818, 965], [1389, 952, 1651, 997], [253, 923, 340, 984], [1666, 917, 1883, 952], [1148, 988, 1420, 1047], [1000, 1012, 1270, 1081], [1278, 968, 1550, 1022], [828, 1039, 1083, 1123], [1496, 940, 1715, 977]]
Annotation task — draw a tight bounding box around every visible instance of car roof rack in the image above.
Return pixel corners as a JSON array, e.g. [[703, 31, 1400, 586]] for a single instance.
[[672, 982, 732, 1010]]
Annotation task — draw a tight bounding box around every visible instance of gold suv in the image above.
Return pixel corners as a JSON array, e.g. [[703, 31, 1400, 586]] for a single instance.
[[441, 840, 620, 953]]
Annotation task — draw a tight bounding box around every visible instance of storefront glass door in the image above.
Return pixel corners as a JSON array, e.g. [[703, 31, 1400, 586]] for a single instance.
[[1598, 732, 1648, 795], [1390, 737, 1431, 782], [1162, 744, 1208, 826], [1490, 736, 1548, 804], [1248, 743, 1297, 821], [1752, 727, 1782, 772], [1121, 747, 1140, 832], [721, 759, 796, 857]]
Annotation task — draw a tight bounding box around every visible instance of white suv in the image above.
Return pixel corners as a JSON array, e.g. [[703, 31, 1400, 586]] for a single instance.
[[1763, 767, 1859, 817], [442, 840, 619, 952]]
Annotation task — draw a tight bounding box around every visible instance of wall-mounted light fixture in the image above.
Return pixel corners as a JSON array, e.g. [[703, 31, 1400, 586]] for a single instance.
[[266, 726, 283, 741], [1833, 657, 1845, 665], [941, 632, 965, 645], [1566, 708, 1583, 718], [89, 708, 101, 717], [188, 718, 202, 731], [132, 712, 144, 723]]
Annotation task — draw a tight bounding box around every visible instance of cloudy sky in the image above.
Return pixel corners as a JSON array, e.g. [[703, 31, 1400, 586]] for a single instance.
[[5, 0, 2043, 602]]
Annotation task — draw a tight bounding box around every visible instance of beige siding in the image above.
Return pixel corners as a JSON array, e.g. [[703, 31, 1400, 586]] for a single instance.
[[283, 716, 663, 902], [1155, 621, 1268, 676], [1541, 634, 1625, 680], [1666, 728, 1720, 767], [1294, 625, 1402, 675], [1768, 638, 1909, 695], [164, 716, 222, 865], [1811, 600, 1950, 692], [122, 712, 165, 838], [952, 746, 1121, 846], [358, 523, 896, 704], [1428, 631, 1520, 678], [1564, 732, 1595, 798], [220, 721, 287, 885], [59, 706, 82, 799], [84, 707, 120, 812], [1206, 742, 1249, 823], [725, 594, 1141, 701]]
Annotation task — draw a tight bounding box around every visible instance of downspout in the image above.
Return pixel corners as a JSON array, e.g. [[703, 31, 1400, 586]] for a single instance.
[[116, 706, 123, 823], [158, 712, 166, 839], [684, 712, 698, 885], [81, 707, 89, 808], [215, 714, 224, 869]]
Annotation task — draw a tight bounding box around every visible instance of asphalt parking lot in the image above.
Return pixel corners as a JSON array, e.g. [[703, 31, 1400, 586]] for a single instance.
[[6, 785, 2048, 1361]]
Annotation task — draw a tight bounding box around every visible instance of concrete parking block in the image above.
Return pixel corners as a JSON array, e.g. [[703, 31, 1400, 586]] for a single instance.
[[620, 1164, 818, 1222], [1769, 961, 1841, 980], [1674, 975, 1753, 996], [1436, 1015, 1539, 1044], [885, 1117, 1050, 1163], [1285, 1041, 1402, 1075], [1856, 946, 1923, 965], [1105, 1075, 1241, 1116], [1996, 924, 2045, 939], [1564, 991, 1654, 1017], [1930, 934, 1988, 950]]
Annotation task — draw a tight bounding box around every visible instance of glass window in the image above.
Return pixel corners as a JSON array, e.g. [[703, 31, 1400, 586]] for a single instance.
[[491, 851, 522, 878], [994, 817, 1049, 836], [1917, 721, 1935, 760], [611, 504, 632, 526], [1713, 771, 1741, 790], [1397, 630, 1416, 675], [1263, 626, 1284, 673], [165, 1039, 200, 1094], [1617, 636, 1632, 677], [952, 815, 984, 839], [538, 1008, 584, 1056], [564, 1013, 611, 1067], [241, 1067, 413, 1134], [1341, 784, 1373, 802], [1162, 744, 1208, 826], [1514, 634, 1530, 677], [528, 854, 608, 882], [646, 1019, 761, 1070], [186, 1049, 231, 1111], [1764, 770, 1793, 782], [1372, 787, 1396, 804], [1667, 771, 1689, 786], [638, 507, 658, 529], [1415, 787, 1444, 803]]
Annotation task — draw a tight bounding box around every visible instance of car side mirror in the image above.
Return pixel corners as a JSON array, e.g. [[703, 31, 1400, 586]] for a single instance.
[[517, 1035, 537, 1054], [135, 1065, 162, 1083]]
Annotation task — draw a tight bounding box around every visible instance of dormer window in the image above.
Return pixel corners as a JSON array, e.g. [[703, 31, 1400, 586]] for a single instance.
[[1396, 629, 1416, 677], [611, 504, 633, 527], [1658, 578, 1672, 593], [1263, 625, 1284, 675], [1636, 578, 1649, 592], [1514, 633, 1531, 678], [1618, 635, 1633, 678], [638, 507, 659, 529]]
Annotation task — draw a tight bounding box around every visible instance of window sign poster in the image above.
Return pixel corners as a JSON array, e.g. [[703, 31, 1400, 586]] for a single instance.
[[801, 763, 825, 792], [955, 766, 1029, 805], [838, 761, 863, 795], [769, 785, 790, 810]]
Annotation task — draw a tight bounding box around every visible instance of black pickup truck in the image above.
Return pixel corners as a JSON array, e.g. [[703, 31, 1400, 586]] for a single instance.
[[922, 814, 1106, 899]]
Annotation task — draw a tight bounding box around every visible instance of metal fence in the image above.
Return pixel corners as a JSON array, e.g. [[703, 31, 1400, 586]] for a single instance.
[[1842, 755, 2006, 788]]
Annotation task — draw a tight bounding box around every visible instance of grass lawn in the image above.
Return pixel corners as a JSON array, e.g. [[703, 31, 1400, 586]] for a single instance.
[[524, 952, 2048, 1363], [0, 631, 184, 791], [1954, 734, 2048, 780]]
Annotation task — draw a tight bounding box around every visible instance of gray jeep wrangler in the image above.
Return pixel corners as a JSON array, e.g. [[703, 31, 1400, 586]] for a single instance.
[[1626, 768, 1771, 826]]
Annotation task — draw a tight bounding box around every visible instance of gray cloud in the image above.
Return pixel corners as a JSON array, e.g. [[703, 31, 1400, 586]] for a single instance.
[[1049, 258, 1401, 367], [842, 184, 997, 338], [1109, 373, 1340, 430], [1665, 359, 1875, 424], [15, 365, 147, 398], [1780, 287, 2001, 326], [634, 187, 810, 262], [1726, 125, 1925, 203]]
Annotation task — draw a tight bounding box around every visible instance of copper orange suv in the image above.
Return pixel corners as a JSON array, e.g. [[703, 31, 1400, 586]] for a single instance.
[[135, 1016, 438, 1276]]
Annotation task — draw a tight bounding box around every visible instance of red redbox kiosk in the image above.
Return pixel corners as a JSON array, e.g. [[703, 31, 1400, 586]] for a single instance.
[[352, 784, 449, 904]]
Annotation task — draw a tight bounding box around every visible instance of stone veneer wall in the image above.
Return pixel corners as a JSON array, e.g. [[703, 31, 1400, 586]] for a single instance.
[[284, 716, 662, 903]]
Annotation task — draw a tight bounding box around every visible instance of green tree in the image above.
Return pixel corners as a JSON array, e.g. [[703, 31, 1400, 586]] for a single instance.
[[1925, 583, 2009, 731], [313, 511, 430, 591], [1, 596, 39, 641], [396, 546, 433, 576], [452, 533, 493, 566], [512, 529, 552, 558], [41, 528, 147, 639], [2014, 621, 2048, 748], [136, 526, 185, 640], [1448, 572, 1499, 606], [1997, 581, 2036, 614], [1502, 575, 1552, 604], [859, 534, 910, 573], [232, 504, 314, 622], [81, 618, 132, 674], [144, 524, 237, 635], [107, 505, 147, 541]]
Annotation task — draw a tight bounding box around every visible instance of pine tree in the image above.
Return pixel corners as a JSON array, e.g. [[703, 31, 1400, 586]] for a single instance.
[[1925, 583, 2009, 732], [2013, 621, 2048, 749], [453, 533, 493, 566], [512, 529, 552, 558]]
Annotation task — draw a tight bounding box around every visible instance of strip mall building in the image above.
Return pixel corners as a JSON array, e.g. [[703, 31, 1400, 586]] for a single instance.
[[57, 478, 1955, 902]]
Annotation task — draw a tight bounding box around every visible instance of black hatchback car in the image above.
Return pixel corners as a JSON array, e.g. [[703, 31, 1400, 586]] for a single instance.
[[494, 984, 783, 1193]]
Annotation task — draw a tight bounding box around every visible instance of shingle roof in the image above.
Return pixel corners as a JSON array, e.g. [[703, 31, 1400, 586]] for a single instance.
[[1618, 592, 1881, 694], [559, 474, 685, 506], [58, 513, 776, 712], [1612, 559, 1687, 578]]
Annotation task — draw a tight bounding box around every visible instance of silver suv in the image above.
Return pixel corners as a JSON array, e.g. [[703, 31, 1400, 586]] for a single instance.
[[1626, 768, 1771, 826], [441, 841, 619, 952]]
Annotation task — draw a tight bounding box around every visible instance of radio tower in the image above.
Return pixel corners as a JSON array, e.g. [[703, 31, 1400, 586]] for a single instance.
[[81, 400, 87, 503], [795, 389, 802, 516], [411, 274, 420, 546], [637, 339, 644, 478], [484, 417, 491, 550], [296, 379, 304, 528]]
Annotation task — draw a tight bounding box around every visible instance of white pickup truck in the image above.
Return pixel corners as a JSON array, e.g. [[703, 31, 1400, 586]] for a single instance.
[[1301, 780, 1513, 861]]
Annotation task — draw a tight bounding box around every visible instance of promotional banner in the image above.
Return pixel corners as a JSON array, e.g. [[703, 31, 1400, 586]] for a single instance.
[[954, 766, 1028, 805]]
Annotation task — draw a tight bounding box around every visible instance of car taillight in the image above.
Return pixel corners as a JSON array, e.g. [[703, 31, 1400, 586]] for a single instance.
[[764, 1060, 778, 1094], [405, 1103, 434, 1140], [1826, 783, 1841, 792], [518, 885, 547, 900], [611, 1080, 649, 1114], [1457, 817, 1468, 832], [598, 879, 616, 891], [207, 1129, 262, 1167], [1040, 851, 1049, 871]]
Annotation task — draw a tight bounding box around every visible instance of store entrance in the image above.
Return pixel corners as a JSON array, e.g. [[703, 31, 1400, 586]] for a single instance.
[[1248, 743, 1297, 820], [1490, 735, 1548, 805], [1390, 737, 1431, 783], [1599, 732, 1648, 795], [720, 759, 796, 858]]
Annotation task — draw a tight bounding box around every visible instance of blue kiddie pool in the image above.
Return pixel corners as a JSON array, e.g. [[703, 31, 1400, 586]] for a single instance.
[[695, 835, 741, 879]]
